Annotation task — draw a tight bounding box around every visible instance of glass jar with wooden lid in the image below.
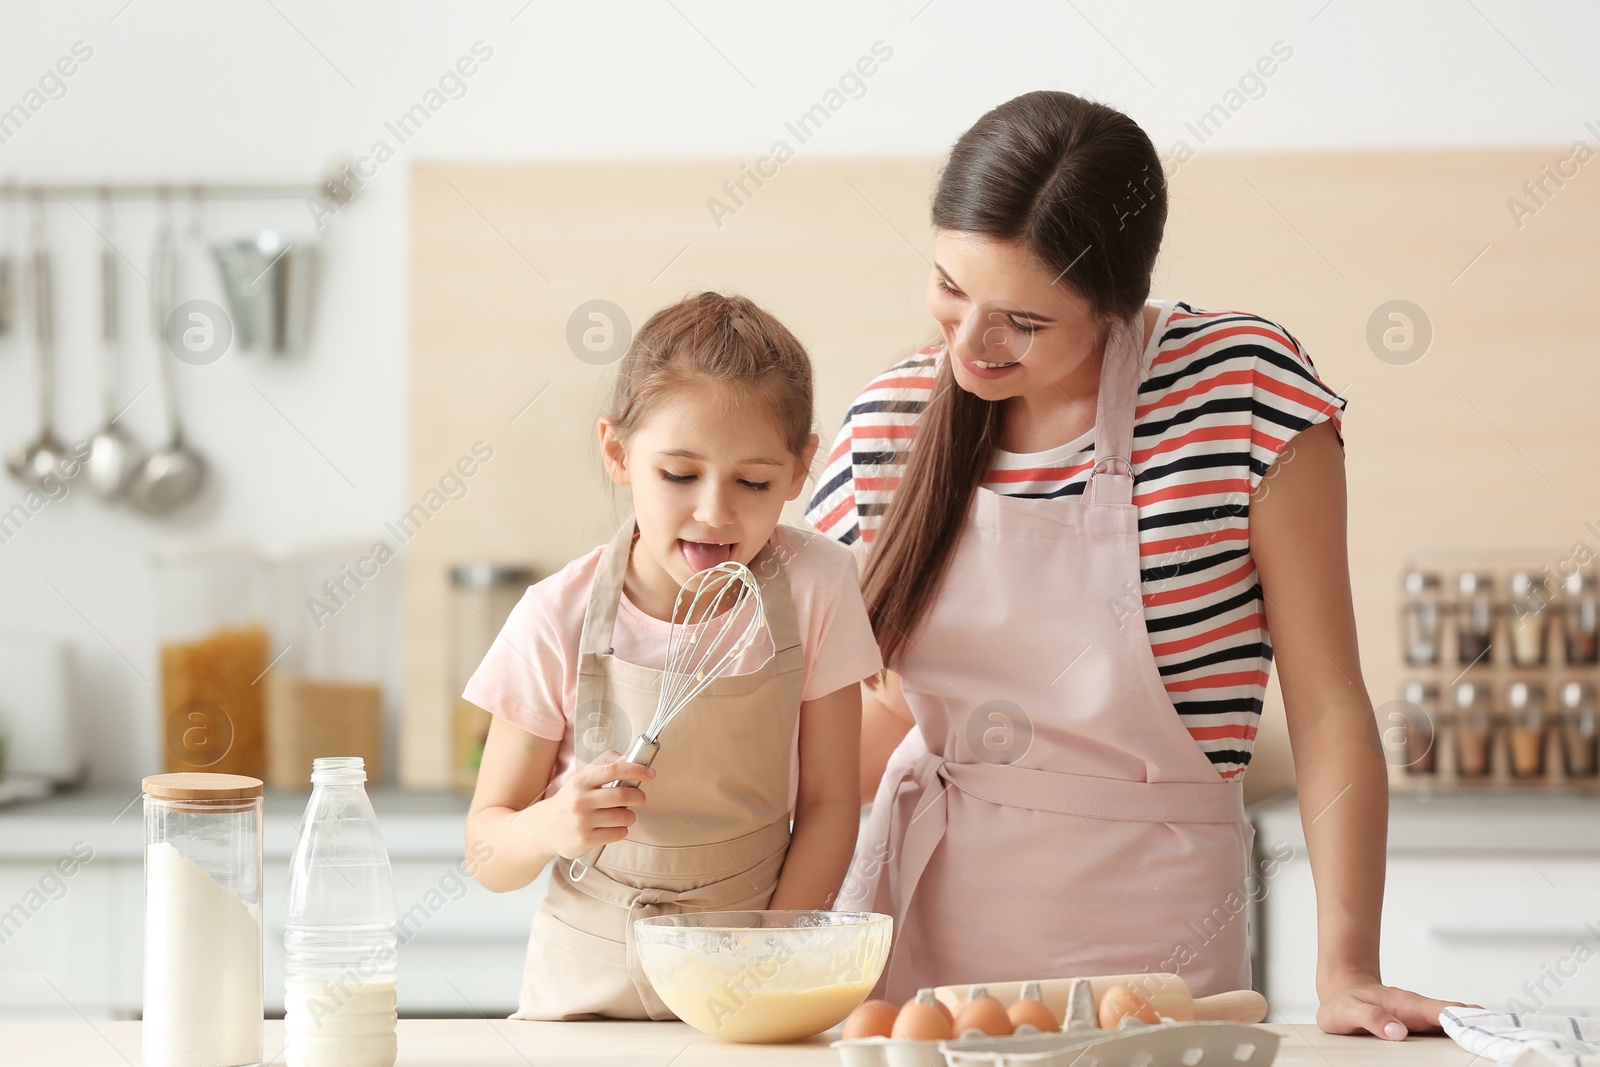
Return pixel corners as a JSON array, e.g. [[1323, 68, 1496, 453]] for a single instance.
[[142, 772, 264, 1067]]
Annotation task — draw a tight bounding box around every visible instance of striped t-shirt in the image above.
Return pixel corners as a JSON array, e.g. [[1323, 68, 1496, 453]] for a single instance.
[[804, 300, 1348, 779]]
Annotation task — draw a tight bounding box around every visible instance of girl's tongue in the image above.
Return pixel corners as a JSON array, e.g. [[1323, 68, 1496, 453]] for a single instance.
[[679, 539, 736, 573]]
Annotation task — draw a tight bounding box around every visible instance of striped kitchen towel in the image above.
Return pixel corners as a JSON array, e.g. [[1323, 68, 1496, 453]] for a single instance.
[[1441, 1007, 1600, 1066]]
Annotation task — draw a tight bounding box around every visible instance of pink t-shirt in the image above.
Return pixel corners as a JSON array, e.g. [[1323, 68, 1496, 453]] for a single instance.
[[462, 524, 883, 807]]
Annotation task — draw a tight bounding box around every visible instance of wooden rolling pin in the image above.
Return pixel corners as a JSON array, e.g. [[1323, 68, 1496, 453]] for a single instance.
[[932, 973, 1268, 1024]]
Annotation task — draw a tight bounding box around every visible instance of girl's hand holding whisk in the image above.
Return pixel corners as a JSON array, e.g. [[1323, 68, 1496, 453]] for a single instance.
[[538, 751, 656, 860]]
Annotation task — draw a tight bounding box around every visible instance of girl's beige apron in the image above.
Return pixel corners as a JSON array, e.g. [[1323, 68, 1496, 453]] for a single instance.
[[513, 519, 805, 1020], [840, 305, 1256, 1002]]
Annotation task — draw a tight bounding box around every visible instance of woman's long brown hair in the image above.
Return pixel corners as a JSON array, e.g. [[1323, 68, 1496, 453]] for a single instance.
[[861, 91, 1168, 668]]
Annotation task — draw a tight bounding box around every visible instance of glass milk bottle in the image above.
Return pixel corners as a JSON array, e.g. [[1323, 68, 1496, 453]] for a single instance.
[[143, 772, 264, 1067], [283, 757, 398, 1067]]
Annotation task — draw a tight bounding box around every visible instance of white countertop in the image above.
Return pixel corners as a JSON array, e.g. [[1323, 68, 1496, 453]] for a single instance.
[[0, 786, 472, 860], [1252, 787, 1600, 852], [5, 1019, 1484, 1066]]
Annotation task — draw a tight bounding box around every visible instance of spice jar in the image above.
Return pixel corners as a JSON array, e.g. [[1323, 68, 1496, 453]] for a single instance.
[[1399, 681, 1438, 775], [1453, 681, 1494, 777], [1562, 571, 1599, 665], [143, 772, 263, 1067], [1400, 570, 1443, 666], [449, 563, 535, 792], [1505, 681, 1547, 779], [1507, 571, 1551, 667], [1455, 572, 1496, 667], [1558, 681, 1598, 778]]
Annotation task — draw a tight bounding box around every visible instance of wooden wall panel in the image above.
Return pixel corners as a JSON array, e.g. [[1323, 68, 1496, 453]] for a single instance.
[[408, 151, 1600, 801]]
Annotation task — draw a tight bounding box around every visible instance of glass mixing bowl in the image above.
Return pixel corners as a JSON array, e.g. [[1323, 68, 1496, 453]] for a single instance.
[[634, 910, 892, 1044]]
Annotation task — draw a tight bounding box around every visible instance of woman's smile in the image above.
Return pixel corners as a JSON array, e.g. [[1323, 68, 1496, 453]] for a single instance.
[[959, 356, 1024, 379]]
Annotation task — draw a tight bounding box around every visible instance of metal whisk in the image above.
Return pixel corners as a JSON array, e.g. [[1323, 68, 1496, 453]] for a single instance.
[[568, 560, 770, 882]]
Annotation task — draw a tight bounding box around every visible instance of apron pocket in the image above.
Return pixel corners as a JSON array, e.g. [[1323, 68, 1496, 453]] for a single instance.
[[517, 907, 641, 1021], [534, 905, 625, 963]]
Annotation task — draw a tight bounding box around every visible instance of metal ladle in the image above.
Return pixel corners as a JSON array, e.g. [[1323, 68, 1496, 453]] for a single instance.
[[86, 193, 144, 500], [6, 197, 69, 488], [0, 184, 16, 339], [127, 195, 206, 515]]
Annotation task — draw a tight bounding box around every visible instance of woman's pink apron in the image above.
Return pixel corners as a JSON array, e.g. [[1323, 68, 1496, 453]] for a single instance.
[[840, 308, 1256, 1002]]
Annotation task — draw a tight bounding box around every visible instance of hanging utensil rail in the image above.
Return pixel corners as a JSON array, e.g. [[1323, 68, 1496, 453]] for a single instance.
[[0, 164, 358, 204]]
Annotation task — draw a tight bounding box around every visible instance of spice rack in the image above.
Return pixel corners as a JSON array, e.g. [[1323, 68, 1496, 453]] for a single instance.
[[1389, 550, 1600, 791]]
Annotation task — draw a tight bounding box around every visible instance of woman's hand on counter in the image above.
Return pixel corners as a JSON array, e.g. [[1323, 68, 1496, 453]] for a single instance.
[[1315, 972, 1478, 1040]]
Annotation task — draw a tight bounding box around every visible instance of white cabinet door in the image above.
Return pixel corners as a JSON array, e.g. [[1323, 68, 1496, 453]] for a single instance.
[[0, 855, 118, 1019], [109, 860, 143, 1017], [1260, 853, 1600, 1021], [261, 859, 547, 1016], [1381, 855, 1600, 1015], [1258, 855, 1318, 1022], [391, 861, 547, 1017], [110, 855, 547, 1019]]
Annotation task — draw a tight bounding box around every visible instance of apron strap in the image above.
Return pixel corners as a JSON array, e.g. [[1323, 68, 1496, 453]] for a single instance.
[[1085, 312, 1147, 508], [748, 537, 801, 655], [578, 517, 641, 658], [952, 759, 1245, 822]]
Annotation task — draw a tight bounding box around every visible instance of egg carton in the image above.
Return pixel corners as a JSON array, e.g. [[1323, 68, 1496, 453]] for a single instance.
[[832, 978, 1280, 1067]]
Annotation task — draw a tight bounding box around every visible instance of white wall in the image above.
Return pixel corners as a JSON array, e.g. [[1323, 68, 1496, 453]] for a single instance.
[[0, 0, 1592, 787]]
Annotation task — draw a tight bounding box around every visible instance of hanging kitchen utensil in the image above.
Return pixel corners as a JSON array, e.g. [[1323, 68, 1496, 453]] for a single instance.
[[86, 192, 144, 500], [211, 229, 318, 357], [568, 560, 770, 882], [0, 183, 16, 339], [6, 197, 69, 488], [128, 193, 207, 515]]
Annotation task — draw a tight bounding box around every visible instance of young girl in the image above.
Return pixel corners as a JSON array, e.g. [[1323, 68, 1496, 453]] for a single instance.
[[462, 292, 882, 1021]]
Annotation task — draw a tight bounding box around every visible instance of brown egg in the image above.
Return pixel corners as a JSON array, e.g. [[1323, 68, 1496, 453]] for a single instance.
[[1097, 984, 1161, 1029], [841, 999, 897, 1041], [1007, 995, 1059, 1033], [893, 989, 953, 1042], [953, 986, 1014, 1038]]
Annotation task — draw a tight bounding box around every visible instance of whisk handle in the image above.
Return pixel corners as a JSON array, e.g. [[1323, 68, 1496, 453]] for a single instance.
[[568, 734, 659, 882]]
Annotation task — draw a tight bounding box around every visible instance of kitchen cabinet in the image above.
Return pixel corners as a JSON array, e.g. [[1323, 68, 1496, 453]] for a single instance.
[[0, 860, 120, 1017], [1252, 790, 1600, 1021], [0, 788, 540, 1020], [16, 785, 1595, 1025]]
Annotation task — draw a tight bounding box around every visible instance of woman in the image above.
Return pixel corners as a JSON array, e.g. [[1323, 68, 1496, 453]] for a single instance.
[[806, 91, 1465, 1039]]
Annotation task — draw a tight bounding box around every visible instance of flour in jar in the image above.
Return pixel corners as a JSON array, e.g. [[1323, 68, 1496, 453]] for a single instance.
[[143, 841, 262, 1067]]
